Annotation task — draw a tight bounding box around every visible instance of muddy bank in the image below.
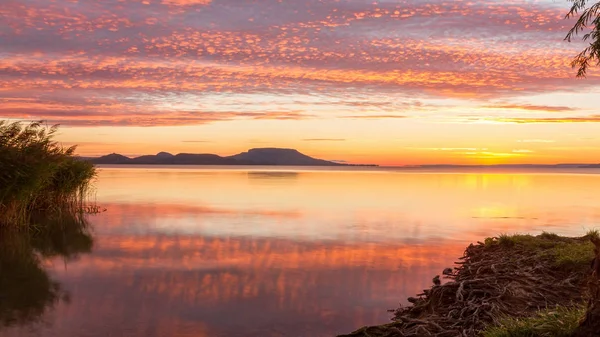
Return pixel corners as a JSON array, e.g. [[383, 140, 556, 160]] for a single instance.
[[339, 233, 596, 337]]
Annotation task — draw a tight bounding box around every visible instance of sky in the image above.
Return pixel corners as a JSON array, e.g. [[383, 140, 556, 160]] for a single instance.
[[2, 0, 600, 166]]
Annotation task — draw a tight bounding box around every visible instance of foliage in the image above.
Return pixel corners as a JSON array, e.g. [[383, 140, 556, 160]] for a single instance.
[[565, 0, 600, 77], [0, 120, 96, 227], [482, 305, 586, 337]]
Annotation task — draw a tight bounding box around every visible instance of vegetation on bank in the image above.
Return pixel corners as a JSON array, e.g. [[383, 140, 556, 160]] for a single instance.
[[339, 231, 599, 337], [490, 231, 596, 270], [482, 305, 586, 337], [0, 120, 96, 227]]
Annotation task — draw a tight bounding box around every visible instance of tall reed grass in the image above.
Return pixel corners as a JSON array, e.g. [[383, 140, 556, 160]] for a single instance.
[[0, 120, 96, 227]]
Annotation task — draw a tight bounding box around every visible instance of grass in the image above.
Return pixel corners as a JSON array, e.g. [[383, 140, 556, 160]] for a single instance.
[[481, 230, 598, 336], [584, 229, 600, 241], [485, 232, 596, 270], [0, 120, 96, 227], [482, 305, 586, 337], [551, 240, 595, 270]]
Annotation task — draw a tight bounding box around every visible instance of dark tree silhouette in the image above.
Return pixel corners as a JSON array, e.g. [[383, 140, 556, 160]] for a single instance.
[[565, 0, 600, 77]]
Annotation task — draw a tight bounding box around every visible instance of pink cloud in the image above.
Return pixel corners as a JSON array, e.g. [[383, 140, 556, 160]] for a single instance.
[[0, 0, 595, 127]]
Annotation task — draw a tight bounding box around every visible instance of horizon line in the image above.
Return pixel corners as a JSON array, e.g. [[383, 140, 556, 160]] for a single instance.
[[80, 151, 600, 168]]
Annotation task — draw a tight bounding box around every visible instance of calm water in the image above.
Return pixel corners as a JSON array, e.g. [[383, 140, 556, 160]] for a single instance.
[[3, 166, 600, 337]]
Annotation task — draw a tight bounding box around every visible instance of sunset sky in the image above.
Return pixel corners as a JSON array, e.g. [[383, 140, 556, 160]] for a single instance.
[[2, 0, 600, 165]]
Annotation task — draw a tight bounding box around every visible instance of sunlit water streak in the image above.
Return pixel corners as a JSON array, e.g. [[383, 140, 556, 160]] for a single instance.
[[4, 166, 600, 336]]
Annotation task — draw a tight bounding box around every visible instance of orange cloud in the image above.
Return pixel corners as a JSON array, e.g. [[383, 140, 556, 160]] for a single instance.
[[340, 115, 407, 119], [483, 104, 578, 112], [491, 115, 600, 123], [0, 98, 314, 126]]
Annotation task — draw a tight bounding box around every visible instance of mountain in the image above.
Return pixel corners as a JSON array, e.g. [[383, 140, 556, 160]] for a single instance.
[[87, 148, 358, 166], [157, 153, 241, 165], [156, 152, 174, 159], [90, 153, 133, 164], [228, 148, 344, 166]]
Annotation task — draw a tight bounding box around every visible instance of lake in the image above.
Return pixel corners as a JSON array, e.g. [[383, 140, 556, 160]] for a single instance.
[[3, 166, 600, 337]]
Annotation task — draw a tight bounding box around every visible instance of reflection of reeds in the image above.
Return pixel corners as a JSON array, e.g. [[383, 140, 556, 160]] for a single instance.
[[0, 211, 94, 327], [0, 235, 62, 328], [28, 211, 94, 260], [0, 121, 97, 227]]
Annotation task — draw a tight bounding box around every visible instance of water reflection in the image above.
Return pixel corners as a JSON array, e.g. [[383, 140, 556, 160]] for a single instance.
[[4, 168, 600, 336], [248, 171, 299, 178], [0, 213, 93, 328], [247, 171, 300, 186]]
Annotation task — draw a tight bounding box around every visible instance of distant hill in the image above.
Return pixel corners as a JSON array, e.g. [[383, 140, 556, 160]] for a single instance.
[[90, 153, 133, 164], [86, 148, 372, 166], [228, 148, 344, 166]]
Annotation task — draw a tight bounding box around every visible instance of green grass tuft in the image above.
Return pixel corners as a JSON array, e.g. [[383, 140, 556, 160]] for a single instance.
[[484, 232, 595, 271], [584, 229, 600, 241], [539, 231, 560, 240], [482, 305, 585, 337], [495, 233, 556, 249], [550, 241, 595, 270]]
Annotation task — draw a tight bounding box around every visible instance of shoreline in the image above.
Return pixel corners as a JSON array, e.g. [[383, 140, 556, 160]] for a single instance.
[[338, 233, 597, 337]]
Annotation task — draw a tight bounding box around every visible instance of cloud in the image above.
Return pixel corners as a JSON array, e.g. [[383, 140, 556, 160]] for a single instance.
[[483, 104, 578, 112], [251, 111, 315, 120], [0, 0, 597, 128], [491, 115, 600, 124], [160, 0, 212, 6], [340, 115, 407, 119], [405, 147, 489, 152], [429, 148, 487, 151], [460, 151, 525, 158], [517, 139, 556, 143], [302, 138, 346, 141], [0, 106, 314, 126], [181, 140, 212, 143]]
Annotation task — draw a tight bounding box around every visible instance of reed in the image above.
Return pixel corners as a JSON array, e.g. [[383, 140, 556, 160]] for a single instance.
[[0, 120, 96, 227]]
